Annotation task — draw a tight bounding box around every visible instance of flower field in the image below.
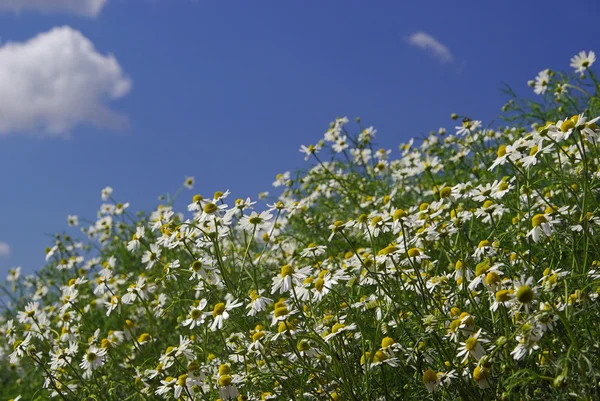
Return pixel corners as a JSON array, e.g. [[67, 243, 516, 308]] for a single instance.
[[2, 52, 600, 400]]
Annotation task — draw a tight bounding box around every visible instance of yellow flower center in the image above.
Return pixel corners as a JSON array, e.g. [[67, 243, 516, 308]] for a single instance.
[[560, 119, 575, 133], [393, 209, 406, 220], [478, 240, 492, 248], [137, 333, 151, 343], [475, 262, 490, 277], [473, 366, 488, 381], [177, 374, 188, 386], [218, 375, 232, 387], [274, 306, 289, 318], [203, 203, 218, 214], [407, 248, 420, 257], [485, 272, 501, 286], [465, 337, 478, 351], [213, 302, 226, 317], [439, 186, 452, 198], [331, 323, 345, 333], [495, 289, 513, 302], [218, 364, 231, 375], [371, 216, 382, 226], [459, 312, 474, 326], [516, 285, 534, 303], [422, 369, 438, 384], [532, 214, 547, 227], [280, 264, 295, 277], [381, 336, 395, 349], [297, 340, 310, 351]]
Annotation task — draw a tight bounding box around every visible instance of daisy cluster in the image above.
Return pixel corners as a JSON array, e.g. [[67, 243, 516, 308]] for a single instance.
[[2, 52, 600, 400]]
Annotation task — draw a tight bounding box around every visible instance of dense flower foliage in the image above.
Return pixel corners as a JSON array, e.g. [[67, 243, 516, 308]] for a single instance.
[[2, 52, 600, 400]]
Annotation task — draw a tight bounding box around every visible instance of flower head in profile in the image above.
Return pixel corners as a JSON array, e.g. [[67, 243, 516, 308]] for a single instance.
[[422, 369, 440, 393], [527, 213, 556, 243], [206, 298, 243, 331]]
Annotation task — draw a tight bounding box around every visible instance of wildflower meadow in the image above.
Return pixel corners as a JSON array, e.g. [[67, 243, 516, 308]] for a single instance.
[[2, 51, 600, 400]]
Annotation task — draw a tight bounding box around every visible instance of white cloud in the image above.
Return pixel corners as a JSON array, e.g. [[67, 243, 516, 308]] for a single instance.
[[0, 26, 131, 137], [406, 31, 454, 64], [0, 241, 9, 257], [0, 0, 107, 17]]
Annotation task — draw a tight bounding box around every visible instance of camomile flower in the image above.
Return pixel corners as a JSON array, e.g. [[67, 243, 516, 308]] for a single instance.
[[295, 339, 319, 359], [473, 239, 495, 260], [299, 143, 322, 160], [104, 295, 120, 317], [472, 364, 490, 389], [80, 345, 107, 378], [238, 210, 273, 232], [196, 201, 229, 223], [458, 312, 476, 336], [300, 243, 327, 258], [457, 329, 489, 363], [113, 202, 130, 216], [323, 322, 358, 342], [127, 226, 145, 252], [155, 376, 176, 397], [455, 118, 482, 136], [9, 333, 32, 365], [246, 290, 273, 316], [380, 336, 403, 356], [581, 116, 600, 140], [272, 172, 291, 187], [183, 176, 195, 189], [360, 350, 399, 370], [270, 302, 298, 326], [332, 135, 349, 153], [17, 301, 40, 324], [490, 178, 514, 199], [122, 276, 150, 304], [101, 186, 113, 201], [182, 299, 208, 329], [570, 50, 595, 74], [510, 325, 542, 360], [533, 69, 551, 95], [513, 276, 537, 312], [527, 213, 556, 243], [67, 215, 79, 227], [141, 243, 161, 270], [273, 320, 297, 341], [6, 266, 21, 283], [207, 298, 243, 332], [491, 289, 514, 312], [328, 220, 347, 241], [233, 196, 256, 212], [422, 369, 440, 393], [218, 374, 239, 400], [271, 264, 312, 295], [468, 261, 503, 291], [401, 247, 430, 267], [520, 139, 554, 169]]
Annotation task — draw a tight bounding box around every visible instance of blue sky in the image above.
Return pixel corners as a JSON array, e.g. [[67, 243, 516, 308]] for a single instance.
[[1, 0, 600, 277]]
